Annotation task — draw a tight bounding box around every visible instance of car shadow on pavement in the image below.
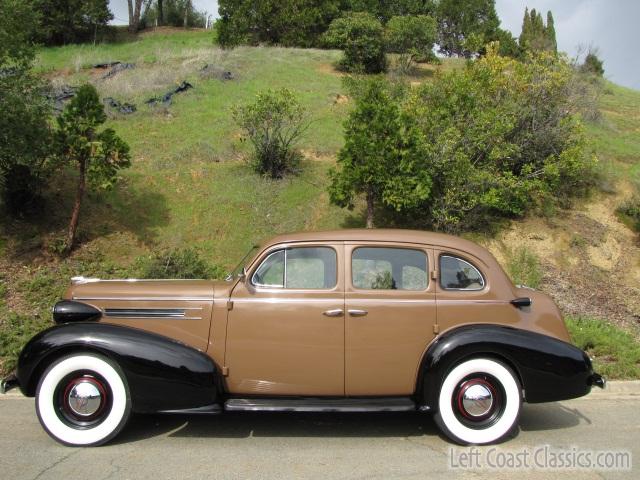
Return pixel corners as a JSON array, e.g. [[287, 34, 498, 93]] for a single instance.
[[112, 402, 587, 445], [519, 403, 588, 432]]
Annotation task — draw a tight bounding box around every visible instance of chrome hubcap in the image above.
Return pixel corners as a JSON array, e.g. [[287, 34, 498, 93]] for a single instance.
[[67, 380, 103, 417], [461, 383, 493, 417]]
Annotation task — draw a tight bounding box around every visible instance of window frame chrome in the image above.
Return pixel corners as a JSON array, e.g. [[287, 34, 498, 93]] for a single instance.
[[439, 254, 486, 292]]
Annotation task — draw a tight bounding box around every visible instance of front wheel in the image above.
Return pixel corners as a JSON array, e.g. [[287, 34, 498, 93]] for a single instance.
[[36, 353, 131, 446], [434, 358, 521, 445]]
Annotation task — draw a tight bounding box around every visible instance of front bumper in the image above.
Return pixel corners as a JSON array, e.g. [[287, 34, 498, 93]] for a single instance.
[[0, 373, 19, 394]]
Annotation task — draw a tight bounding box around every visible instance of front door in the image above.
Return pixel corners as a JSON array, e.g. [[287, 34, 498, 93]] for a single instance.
[[225, 243, 345, 396], [344, 243, 437, 396]]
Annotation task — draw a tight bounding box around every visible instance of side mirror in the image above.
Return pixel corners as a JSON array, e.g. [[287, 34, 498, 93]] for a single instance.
[[238, 267, 247, 282]]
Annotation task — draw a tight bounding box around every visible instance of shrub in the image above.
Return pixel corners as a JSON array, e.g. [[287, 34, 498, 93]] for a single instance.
[[385, 15, 437, 74], [505, 246, 542, 289], [400, 47, 597, 232], [232, 88, 308, 178], [581, 52, 605, 77], [323, 12, 387, 74], [137, 247, 225, 279], [616, 197, 640, 233]]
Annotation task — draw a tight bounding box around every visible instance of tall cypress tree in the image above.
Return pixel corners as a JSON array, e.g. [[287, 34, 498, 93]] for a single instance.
[[519, 7, 531, 50], [546, 11, 557, 53]]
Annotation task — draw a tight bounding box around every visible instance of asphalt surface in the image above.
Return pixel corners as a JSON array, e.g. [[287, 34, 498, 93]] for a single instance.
[[0, 389, 637, 480]]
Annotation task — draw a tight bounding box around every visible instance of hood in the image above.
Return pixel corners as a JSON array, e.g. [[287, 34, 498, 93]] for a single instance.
[[65, 277, 216, 302]]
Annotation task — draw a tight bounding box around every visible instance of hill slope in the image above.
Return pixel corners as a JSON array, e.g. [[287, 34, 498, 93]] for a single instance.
[[1, 29, 639, 375]]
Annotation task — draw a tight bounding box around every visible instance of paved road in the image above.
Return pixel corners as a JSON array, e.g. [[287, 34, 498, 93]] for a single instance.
[[0, 391, 637, 480]]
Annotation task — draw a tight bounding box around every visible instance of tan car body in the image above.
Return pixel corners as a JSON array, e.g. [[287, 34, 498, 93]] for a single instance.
[[65, 229, 570, 397]]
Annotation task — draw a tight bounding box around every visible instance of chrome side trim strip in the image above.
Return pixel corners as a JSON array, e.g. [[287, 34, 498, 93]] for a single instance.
[[103, 307, 204, 320], [74, 296, 212, 302]]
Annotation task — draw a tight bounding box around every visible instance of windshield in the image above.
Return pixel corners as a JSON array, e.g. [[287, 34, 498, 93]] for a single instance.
[[225, 245, 259, 281]]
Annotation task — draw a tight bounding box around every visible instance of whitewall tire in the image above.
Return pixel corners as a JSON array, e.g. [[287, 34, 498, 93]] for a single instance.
[[35, 353, 131, 447], [434, 358, 521, 445]]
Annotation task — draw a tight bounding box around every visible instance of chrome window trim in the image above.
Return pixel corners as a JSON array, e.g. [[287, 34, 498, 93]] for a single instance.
[[439, 254, 486, 291]]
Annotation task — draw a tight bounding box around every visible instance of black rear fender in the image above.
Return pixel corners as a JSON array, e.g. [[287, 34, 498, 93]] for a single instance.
[[417, 325, 594, 410]]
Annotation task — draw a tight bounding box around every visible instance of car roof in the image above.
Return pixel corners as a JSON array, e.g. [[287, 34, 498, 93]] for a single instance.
[[262, 229, 492, 264]]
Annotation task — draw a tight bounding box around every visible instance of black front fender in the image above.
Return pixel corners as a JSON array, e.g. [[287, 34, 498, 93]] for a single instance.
[[417, 325, 595, 410], [16, 323, 219, 413]]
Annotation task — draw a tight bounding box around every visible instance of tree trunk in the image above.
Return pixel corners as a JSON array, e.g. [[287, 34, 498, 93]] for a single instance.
[[158, 0, 164, 26], [65, 159, 86, 254], [184, 0, 191, 28], [366, 190, 375, 229], [127, 0, 144, 33]]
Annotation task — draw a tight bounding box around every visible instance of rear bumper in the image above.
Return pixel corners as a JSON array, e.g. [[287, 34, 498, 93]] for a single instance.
[[0, 373, 19, 394], [589, 372, 606, 389]]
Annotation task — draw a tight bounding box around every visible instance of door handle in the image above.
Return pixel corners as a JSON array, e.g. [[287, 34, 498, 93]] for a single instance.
[[323, 309, 344, 317], [348, 309, 368, 317]]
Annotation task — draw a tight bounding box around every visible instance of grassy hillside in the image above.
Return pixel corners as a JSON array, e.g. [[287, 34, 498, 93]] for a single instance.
[[1, 29, 639, 377]]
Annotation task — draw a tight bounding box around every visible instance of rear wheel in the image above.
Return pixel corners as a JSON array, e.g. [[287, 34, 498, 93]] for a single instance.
[[434, 358, 521, 445], [36, 353, 131, 446]]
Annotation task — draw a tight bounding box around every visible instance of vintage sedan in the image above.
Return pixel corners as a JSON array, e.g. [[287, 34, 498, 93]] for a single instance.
[[1, 229, 604, 446]]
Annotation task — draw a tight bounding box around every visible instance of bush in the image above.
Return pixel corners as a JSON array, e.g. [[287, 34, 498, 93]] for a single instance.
[[581, 52, 605, 77], [505, 246, 542, 288], [323, 12, 387, 74], [137, 247, 225, 279], [616, 197, 640, 233], [400, 48, 597, 232], [385, 15, 437, 74], [232, 88, 308, 178]]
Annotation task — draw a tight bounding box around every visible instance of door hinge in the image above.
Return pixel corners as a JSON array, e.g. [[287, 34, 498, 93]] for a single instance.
[[226, 300, 234, 311], [433, 324, 439, 335], [431, 270, 437, 280], [222, 366, 229, 376]]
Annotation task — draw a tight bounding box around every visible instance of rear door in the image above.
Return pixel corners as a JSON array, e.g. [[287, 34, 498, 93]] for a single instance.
[[225, 243, 345, 396], [344, 243, 437, 396]]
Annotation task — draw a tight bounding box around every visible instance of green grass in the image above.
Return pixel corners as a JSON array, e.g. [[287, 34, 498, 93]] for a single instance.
[[504, 246, 543, 289], [566, 316, 640, 379]]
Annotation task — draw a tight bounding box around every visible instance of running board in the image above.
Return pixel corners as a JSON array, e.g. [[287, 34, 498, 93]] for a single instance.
[[224, 397, 416, 413]]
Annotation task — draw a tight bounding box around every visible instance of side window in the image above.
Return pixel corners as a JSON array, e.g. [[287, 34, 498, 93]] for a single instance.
[[252, 247, 337, 289], [352, 247, 427, 291], [439, 255, 485, 291]]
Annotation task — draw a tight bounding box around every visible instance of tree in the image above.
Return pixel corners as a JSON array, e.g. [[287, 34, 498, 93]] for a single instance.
[[322, 12, 387, 73], [0, 0, 51, 214], [436, 0, 500, 58], [54, 85, 131, 252], [519, 8, 557, 54], [385, 15, 437, 73], [546, 11, 557, 53], [127, 0, 145, 33], [329, 77, 431, 228], [345, 0, 437, 23], [218, 0, 342, 48], [232, 88, 309, 178], [31, 0, 113, 45]]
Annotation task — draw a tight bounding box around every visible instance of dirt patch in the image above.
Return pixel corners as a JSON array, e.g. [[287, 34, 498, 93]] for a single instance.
[[316, 63, 344, 77], [486, 188, 640, 337], [333, 94, 349, 105]]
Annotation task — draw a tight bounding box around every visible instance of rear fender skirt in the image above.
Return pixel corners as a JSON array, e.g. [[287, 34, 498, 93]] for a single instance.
[[417, 325, 594, 410], [16, 323, 219, 414]]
